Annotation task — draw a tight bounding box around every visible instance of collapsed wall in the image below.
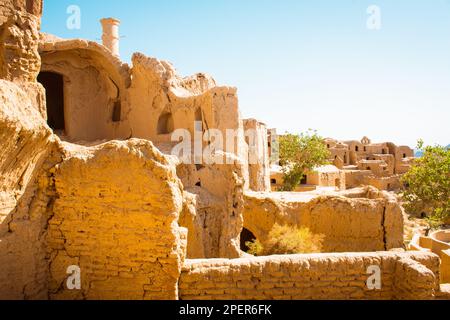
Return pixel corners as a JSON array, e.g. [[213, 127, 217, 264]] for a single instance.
[[177, 155, 245, 259], [47, 140, 187, 300], [243, 187, 404, 252], [0, 0, 56, 300], [179, 251, 440, 300], [0, 80, 61, 299]]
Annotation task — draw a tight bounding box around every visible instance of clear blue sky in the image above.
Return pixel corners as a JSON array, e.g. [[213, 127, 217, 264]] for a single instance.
[[41, 0, 450, 148]]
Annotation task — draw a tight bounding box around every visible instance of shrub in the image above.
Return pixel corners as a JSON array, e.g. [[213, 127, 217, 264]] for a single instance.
[[245, 224, 325, 256]]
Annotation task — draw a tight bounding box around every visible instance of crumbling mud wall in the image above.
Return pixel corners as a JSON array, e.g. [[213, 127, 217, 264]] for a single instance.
[[0, 0, 42, 82], [243, 187, 404, 252], [38, 39, 132, 141], [177, 153, 245, 259], [243, 119, 270, 192], [1, 0, 46, 117], [46, 140, 187, 300], [0, 0, 59, 300], [128, 53, 250, 184], [179, 251, 440, 300], [0, 80, 61, 299]]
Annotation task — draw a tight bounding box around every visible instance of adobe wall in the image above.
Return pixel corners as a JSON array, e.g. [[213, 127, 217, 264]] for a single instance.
[[128, 53, 238, 143], [179, 251, 440, 300], [243, 119, 271, 192], [0, 0, 43, 20], [0, 80, 61, 299], [0, 0, 57, 299], [47, 140, 187, 300], [243, 187, 404, 252], [39, 39, 132, 141], [410, 231, 450, 284], [177, 154, 245, 259], [306, 166, 346, 189], [0, 1, 42, 82]]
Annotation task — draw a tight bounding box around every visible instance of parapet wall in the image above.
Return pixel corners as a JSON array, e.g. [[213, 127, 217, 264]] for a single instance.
[[179, 251, 440, 300]]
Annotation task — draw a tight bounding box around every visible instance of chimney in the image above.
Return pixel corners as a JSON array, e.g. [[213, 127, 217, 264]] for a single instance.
[[100, 18, 120, 57]]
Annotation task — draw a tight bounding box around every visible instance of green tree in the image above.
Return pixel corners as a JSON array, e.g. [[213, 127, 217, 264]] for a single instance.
[[278, 130, 330, 191], [401, 140, 450, 227]]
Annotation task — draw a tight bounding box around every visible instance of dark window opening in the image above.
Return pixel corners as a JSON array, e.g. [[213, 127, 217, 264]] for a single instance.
[[327, 144, 330, 148], [271, 179, 277, 185], [37, 72, 65, 131], [366, 167, 371, 171], [387, 184, 391, 190], [364, 147, 367, 152], [300, 175, 307, 185], [382, 149, 386, 154], [112, 100, 121, 122], [195, 181, 202, 187], [157, 112, 174, 134], [344, 155, 347, 163], [240, 228, 257, 252], [355, 146, 359, 152], [403, 153, 407, 158]]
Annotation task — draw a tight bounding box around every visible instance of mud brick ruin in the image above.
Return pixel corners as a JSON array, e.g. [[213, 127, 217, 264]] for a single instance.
[[0, 0, 448, 300]]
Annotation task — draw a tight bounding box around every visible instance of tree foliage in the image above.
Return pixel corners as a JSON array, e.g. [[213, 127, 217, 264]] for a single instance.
[[246, 224, 325, 256], [401, 140, 450, 226], [278, 130, 330, 191]]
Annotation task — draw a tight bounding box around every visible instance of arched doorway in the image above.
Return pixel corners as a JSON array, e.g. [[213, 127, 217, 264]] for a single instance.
[[240, 228, 257, 252], [157, 112, 174, 135], [37, 72, 65, 131]]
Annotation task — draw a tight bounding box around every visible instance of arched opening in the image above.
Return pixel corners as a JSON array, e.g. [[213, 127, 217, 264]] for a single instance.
[[240, 228, 257, 252], [355, 146, 359, 152], [37, 72, 65, 132], [271, 178, 277, 185], [157, 112, 174, 134]]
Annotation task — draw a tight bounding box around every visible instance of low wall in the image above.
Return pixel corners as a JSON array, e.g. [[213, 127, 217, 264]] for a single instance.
[[410, 231, 450, 284], [179, 251, 440, 300]]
